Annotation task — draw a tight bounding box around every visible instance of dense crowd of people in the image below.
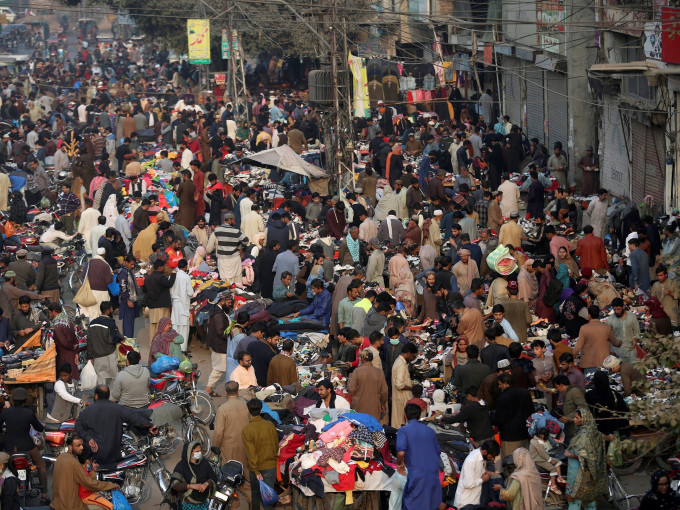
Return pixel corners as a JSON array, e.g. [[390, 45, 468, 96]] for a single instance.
[[0, 31, 676, 510]]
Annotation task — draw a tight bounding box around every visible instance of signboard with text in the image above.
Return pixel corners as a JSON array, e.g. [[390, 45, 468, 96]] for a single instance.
[[187, 19, 211, 65]]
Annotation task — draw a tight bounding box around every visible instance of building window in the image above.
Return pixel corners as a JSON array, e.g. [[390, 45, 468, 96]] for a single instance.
[[623, 40, 654, 99]]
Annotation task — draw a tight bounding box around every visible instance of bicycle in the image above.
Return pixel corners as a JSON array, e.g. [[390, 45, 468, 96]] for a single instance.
[[608, 468, 641, 510]]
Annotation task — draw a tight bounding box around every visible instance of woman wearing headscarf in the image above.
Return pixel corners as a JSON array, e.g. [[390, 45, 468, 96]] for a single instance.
[[149, 317, 179, 366], [645, 297, 673, 335], [388, 246, 411, 290], [556, 246, 579, 280], [394, 265, 417, 317], [189, 246, 210, 273], [499, 447, 544, 510], [103, 194, 118, 228], [535, 259, 557, 322], [373, 184, 399, 221], [564, 408, 608, 510], [517, 259, 539, 307], [132, 222, 160, 261], [640, 469, 680, 510], [585, 370, 629, 437], [167, 441, 217, 510], [256, 240, 280, 299], [559, 284, 590, 338]]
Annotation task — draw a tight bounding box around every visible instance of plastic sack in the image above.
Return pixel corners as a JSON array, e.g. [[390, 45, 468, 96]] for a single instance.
[[107, 273, 120, 297], [259, 479, 279, 506], [80, 360, 97, 391], [486, 244, 517, 275], [151, 355, 180, 374], [607, 435, 623, 467], [112, 489, 133, 510]]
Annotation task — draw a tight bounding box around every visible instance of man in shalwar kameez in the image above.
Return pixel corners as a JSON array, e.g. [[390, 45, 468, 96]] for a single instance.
[[396, 403, 443, 510], [170, 259, 194, 352]]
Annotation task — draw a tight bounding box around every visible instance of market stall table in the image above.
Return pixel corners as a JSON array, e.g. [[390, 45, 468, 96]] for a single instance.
[[5, 330, 57, 419]]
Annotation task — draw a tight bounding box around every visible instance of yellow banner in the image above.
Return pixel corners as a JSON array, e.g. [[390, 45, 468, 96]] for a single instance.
[[187, 19, 211, 64]]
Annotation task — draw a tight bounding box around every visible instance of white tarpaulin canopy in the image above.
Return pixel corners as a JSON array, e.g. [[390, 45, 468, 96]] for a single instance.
[[242, 145, 327, 178]]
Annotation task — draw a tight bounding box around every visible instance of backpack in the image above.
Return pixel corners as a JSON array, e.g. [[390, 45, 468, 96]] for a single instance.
[[543, 278, 564, 307]]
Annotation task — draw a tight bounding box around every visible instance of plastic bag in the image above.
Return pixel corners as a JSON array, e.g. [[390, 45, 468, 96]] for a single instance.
[[151, 355, 180, 374], [80, 360, 97, 391], [259, 479, 279, 506], [607, 435, 623, 467], [107, 273, 120, 297], [111, 489, 133, 510]]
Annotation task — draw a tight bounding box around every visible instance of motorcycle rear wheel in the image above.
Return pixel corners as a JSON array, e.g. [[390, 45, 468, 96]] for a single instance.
[[186, 422, 211, 452]]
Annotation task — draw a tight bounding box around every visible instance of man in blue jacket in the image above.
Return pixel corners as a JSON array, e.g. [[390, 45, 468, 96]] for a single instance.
[[291, 279, 332, 326]]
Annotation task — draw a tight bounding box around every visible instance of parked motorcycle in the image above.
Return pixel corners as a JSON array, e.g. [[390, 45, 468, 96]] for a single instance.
[[149, 364, 215, 426], [208, 454, 246, 510], [148, 385, 212, 452], [10, 452, 42, 506], [42, 418, 76, 458], [98, 430, 171, 504]]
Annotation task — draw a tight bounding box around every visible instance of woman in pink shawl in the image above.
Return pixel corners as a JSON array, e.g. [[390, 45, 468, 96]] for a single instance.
[[394, 266, 417, 317], [148, 317, 179, 366], [517, 259, 539, 307], [388, 246, 411, 290]]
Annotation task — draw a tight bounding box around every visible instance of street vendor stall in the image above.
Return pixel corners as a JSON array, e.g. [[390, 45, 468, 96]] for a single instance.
[[4, 330, 57, 419], [239, 145, 330, 199], [280, 412, 394, 510]]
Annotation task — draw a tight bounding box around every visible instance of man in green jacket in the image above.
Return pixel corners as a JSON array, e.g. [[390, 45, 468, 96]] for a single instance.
[[242, 399, 279, 510]]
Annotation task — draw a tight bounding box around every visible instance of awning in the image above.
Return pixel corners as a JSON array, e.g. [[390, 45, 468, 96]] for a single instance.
[[242, 145, 327, 178], [589, 61, 680, 76]]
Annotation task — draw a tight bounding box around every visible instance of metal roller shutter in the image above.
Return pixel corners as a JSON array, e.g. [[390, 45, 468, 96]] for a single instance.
[[601, 99, 630, 199], [546, 71, 568, 151], [525, 69, 545, 144], [504, 58, 522, 128], [631, 121, 665, 211]]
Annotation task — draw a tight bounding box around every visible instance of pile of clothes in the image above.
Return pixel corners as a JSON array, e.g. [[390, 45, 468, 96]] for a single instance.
[[283, 413, 396, 500]]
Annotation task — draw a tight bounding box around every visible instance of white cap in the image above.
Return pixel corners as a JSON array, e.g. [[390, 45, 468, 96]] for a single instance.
[[433, 209, 443, 217], [97, 247, 106, 255]]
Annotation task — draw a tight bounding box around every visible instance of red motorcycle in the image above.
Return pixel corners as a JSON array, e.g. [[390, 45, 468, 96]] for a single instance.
[[41, 419, 76, 460], [149, 365, 215, 426], [10, 452, 42, 506]]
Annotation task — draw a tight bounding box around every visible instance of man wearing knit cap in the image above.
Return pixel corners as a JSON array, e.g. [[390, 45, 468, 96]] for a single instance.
[[499, 210, 525, 249]]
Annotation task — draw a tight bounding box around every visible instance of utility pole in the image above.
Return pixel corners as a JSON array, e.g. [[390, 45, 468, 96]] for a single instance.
[[226, 0, 249, 121], [327, 0, 354, 196]]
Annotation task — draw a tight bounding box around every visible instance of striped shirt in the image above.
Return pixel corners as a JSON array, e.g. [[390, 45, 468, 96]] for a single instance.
[[209, 224, 246, 257]]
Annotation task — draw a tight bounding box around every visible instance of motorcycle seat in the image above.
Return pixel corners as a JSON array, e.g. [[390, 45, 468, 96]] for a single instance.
[[26, 245, 43, 252], [97, 453, 144, 472], [43, 422, 62, 431]]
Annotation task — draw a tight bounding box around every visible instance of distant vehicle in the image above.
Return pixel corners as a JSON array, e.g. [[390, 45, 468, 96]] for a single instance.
[[0, 53, 30, 73], [0, 7, 16, 23], [24, 20, 49, 39]]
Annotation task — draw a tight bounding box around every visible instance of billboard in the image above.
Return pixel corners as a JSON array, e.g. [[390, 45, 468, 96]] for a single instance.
[[187, 19, 211, 65]]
